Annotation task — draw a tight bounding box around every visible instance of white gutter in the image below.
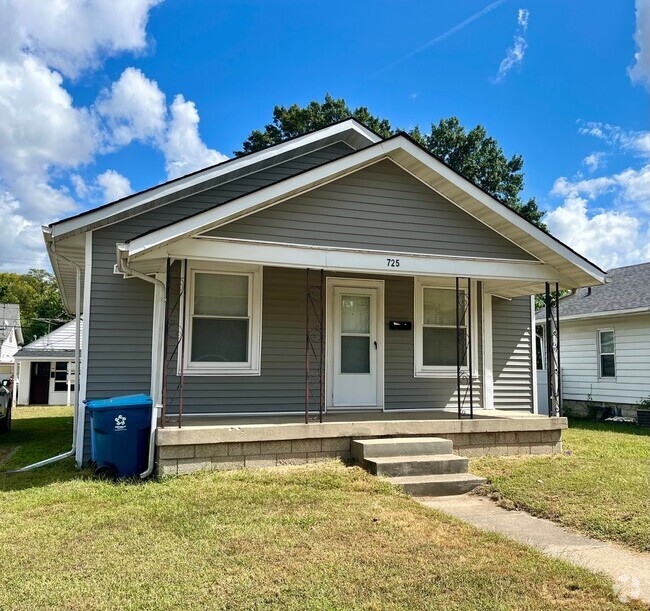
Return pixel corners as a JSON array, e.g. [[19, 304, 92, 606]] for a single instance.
[[115, 243, 164, 479], [10, 237, 81, 472]]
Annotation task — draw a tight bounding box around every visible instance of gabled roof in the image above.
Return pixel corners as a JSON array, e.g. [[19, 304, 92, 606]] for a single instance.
[[14, 318, 81, 359], [122, 131, 606, 290], [536, 262, 650, 321], [45, 119, 381, 313], [0, 304, 23, 345], [47, 119, 381, 241]]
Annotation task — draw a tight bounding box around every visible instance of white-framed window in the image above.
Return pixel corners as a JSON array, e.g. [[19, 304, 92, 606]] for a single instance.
[[597, 329, 616, 378], [182, 261, 262, 376], [414, 279, 478, 377]]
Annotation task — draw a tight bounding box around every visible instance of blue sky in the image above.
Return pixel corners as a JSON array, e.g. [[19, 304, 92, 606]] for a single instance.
[[0, 0, 648, 271]]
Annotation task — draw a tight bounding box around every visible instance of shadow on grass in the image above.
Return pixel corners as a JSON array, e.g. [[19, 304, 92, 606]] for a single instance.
[[567, 417, 650, 437], [0, 409, 90, 492]]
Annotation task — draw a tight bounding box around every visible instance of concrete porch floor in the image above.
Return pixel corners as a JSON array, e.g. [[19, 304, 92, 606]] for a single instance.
[[160, 407, 546, 429]]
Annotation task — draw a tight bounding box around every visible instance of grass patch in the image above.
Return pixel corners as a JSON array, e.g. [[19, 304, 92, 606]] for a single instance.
[[0, 409, 644, 610], [472, 419, 650, 553]]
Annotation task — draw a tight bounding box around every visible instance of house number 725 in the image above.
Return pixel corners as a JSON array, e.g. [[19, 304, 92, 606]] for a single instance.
[[386, 258, 400, 268]]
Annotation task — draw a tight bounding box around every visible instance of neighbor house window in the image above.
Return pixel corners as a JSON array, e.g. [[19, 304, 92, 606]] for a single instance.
[[414, 280, 476, 377], [598, 329, 615, 378], [183, 263, 262, 375], [53, 361, 74, 392]]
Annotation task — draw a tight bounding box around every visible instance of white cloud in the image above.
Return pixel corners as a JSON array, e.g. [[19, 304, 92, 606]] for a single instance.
[[0, 0, 163, 79], [578, 121, 650, 158], [0, 1, 227, 272], [162, 95, 227, 179], [551, 165, 650, 206], [582, 152, 606, 173], [546, 195, 650, 270], [517, 8, 529, 29], [96, 67, 167, 147], [494, 8, 529, 82], [629, 0, 650, 88], [97, 170, 132, 202]]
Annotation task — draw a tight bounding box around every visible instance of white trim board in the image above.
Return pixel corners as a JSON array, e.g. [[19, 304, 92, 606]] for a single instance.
[[133, 237, 578, 287]]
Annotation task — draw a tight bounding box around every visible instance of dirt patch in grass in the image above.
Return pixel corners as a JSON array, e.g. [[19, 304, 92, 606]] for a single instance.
[[472, 419, 650, 553]]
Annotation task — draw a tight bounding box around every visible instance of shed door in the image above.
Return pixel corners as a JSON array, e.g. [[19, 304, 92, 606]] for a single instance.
[[29, 361, 51, 405]]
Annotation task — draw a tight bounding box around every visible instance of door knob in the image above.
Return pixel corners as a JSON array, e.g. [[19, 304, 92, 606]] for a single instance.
[[374, 341, 378, 349]]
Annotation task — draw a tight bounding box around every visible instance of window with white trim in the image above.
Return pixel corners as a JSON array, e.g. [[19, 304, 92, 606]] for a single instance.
[[598, 329, 615, 378], [184, 263, 262, 375], [414, 281, 475, 377]]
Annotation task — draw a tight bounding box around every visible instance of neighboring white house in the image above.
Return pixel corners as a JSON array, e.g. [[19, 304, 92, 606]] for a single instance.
[[14, 319, 80, 406], [0, 303, 23, 380], [536, 262, 650, 418]]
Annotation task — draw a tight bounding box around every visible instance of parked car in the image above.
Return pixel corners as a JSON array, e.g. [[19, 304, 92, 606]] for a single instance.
[[0, 378, 12, 432]]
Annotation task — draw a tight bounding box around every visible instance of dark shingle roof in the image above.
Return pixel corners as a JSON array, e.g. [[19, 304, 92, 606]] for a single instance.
[[536, 262, 650, 320]]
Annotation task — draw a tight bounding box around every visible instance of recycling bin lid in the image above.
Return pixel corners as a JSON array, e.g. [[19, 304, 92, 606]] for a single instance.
[[85, 393, 153, 411]]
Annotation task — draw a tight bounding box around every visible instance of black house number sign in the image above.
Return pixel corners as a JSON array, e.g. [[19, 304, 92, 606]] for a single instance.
[[386, 258, 400, 267]]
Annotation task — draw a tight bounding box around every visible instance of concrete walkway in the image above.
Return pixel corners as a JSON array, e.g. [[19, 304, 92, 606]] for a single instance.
[[418, 494, 650, 605]]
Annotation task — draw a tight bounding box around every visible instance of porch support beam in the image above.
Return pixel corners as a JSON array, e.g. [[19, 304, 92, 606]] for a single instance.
[[132, 237, 577, 287]]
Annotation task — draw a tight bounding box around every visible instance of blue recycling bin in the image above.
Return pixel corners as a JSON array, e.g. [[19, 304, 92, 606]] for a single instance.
[[86, 394, 153, 478]]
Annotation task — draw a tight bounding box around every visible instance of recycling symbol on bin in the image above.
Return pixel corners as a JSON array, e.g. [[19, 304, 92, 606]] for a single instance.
[[114, 414, 127, 429]]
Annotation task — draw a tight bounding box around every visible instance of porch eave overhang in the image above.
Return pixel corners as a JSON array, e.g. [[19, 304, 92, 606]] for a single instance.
[[122, 236, 580, 298], [121, 136, 606, 290]]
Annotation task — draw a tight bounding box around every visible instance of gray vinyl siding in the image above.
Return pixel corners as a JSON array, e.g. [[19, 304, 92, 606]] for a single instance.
[[82, 143, 356, 458], [207, 160, 534, 261], [163, 268, 483, 416], [492, 296, 534, 410]]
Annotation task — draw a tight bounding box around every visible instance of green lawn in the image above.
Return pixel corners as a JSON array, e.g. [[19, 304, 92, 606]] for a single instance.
[[0, 408, 645, 610], [472, 419, 650, 553]]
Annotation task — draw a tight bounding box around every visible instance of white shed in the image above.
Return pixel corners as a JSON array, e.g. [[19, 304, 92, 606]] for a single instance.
[[0, 303, 23, 380], [14, 319, 82, 406]]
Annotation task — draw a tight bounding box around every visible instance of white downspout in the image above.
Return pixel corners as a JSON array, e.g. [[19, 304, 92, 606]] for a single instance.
[[115, 243, 165, 479], [10, 238, 81, 472], [12, 360, 18, 407]]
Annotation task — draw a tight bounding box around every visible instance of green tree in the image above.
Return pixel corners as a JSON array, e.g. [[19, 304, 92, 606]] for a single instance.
[[237, 95, 545, 228], [0, 269, 69, 343]]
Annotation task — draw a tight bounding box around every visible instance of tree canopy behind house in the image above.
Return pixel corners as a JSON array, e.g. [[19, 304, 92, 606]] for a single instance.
[[236, 94, 545, 228], [0, 269, 68, 343]]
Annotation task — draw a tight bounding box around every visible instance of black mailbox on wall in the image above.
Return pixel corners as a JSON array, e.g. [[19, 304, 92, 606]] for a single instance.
[[389, 321, 412, 331]]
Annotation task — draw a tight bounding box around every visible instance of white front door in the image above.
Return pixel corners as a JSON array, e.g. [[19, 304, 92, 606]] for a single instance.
[[328, 280, 384, 409]]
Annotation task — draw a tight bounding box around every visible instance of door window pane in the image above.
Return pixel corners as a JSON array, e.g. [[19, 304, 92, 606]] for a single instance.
[[341, 336, 370, 373], [191, 318, 248, 362], [423, 328, 466, 367], [194, 273, 248, 317], [423, 288, 464, 326], [341, 295, 370, 334]]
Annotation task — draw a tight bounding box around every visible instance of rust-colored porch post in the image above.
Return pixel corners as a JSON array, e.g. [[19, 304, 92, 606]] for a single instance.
[[160, 257, 171, 428]]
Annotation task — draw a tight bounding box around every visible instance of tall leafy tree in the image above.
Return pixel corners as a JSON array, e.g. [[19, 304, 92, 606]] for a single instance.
[[0, 269, 69, 343], [237, 95, 545, 228]]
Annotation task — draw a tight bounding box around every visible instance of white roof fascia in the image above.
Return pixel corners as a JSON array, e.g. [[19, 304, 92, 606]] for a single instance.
[[125, 136, 605, 287], [49, 120, 380, 240], [127, 144, 391, 256], [394, 139, 606, 284]]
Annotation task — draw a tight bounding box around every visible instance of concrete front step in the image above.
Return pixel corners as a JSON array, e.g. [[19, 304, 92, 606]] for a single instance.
[[364, 454, 469, 477], [390, 473, 487, 497], [351, 436, 452, 460]]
